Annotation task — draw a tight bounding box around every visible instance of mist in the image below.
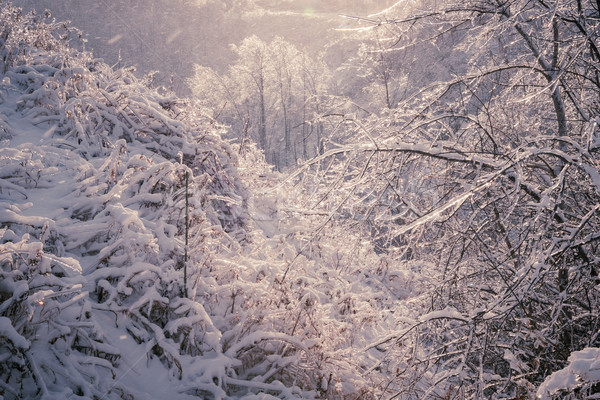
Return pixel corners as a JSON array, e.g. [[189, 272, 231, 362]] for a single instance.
[[11, 0, 394, 95]]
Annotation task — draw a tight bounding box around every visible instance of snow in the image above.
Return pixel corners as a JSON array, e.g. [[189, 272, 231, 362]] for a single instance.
[[537, 347, 600, 399], [225, 331, 308, 358], [90, 311, 202, 400], [2, 12, 371, 398], [7, 3, 600, 399], [0, 317, 30, 349], [418, 306, 467, 323]]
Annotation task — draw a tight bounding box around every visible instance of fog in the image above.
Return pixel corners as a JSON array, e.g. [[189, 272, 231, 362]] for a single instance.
[[12, 0, 395, 95]]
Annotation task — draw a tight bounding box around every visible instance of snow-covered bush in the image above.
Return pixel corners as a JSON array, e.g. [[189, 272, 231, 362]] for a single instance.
[[0, 5, 403, 399], [537, 347, 600, 399], [0, 229, 119, 399], [0, 5, 249, 398], [288, 0, 600, 398]]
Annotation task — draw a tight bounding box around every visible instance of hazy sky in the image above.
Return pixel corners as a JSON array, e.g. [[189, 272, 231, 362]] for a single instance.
[[10, 0, 390, 94]]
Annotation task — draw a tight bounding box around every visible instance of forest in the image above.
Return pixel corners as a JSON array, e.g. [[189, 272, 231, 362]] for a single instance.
[[1, 0, 600, 399]]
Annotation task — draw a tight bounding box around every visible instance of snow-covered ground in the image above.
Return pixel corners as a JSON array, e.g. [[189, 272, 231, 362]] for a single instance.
[[5, 4, 600, 400], [0, 8, 403, 399]]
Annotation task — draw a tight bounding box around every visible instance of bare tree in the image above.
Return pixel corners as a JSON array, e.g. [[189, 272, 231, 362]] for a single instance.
[[296, 0, 600, 397], [189, 36, 333, 169]]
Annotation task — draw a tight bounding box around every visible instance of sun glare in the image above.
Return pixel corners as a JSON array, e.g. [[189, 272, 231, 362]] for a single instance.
[[303, 7, 314, 16]]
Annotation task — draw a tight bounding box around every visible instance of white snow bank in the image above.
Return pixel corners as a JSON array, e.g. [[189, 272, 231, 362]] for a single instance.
[[537, 347, 600, 399], [0, 316, 30, 349]]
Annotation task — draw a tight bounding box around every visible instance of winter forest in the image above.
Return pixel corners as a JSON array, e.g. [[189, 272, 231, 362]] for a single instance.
[[2, 0, 600, 398]]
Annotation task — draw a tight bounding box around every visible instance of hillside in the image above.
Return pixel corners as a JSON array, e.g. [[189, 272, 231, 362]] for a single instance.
[[0, 6, 399, 399], [4, 2, 600, 400]]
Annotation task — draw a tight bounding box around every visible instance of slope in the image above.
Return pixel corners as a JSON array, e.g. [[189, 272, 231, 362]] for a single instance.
[[0, 5, 407, 400]]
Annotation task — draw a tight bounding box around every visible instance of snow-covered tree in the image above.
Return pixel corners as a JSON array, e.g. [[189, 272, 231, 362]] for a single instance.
[[189, 36, 334, 170], [292, 0, 600, 397]]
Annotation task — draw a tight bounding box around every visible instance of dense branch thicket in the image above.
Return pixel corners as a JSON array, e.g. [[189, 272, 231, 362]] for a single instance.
[[293, 0, 600, 398], [6, 1, 600, 399], [0, 5, 247, 398]]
